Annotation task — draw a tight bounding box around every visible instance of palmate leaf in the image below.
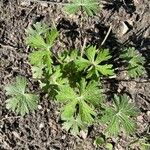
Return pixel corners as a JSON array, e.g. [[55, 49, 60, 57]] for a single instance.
[[79, 78, 103, 105], [64, 0, 99, 16], [26, 22, 59, 50], [100, 94, 139, 136], [5, 76, 39, 116], [75, 46, 114, 78], [79, 100, 96, 124], [56, 79, 102, 135], [121, 47, 145, 78], [56, 85, 78, 102]]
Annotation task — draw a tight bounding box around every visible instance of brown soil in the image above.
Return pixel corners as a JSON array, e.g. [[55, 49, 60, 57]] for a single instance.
[[0, 0, 150, 149]]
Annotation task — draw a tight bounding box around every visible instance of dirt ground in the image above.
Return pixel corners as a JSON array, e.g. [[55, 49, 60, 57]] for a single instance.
[[0, 0, 150, 149]]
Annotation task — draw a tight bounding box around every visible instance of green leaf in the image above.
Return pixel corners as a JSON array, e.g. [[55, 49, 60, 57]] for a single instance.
[[26, 33, 47, 49], [96, 64, 114, 76], [31, 65, 44, 78], [85, 46, 96, 62], [64, 0, 99, 16], [95, 49, 112, 64], [62, 115, 84, 136], [75, 57, 90, 71], [121, 47, 145, 78], [81, 79, 103, 105], [100, 94, 139, 136], [79, 100, 96, 124], [61, 99, 78, 120], [26, 23, 59, 77], [56, 85, 78, 102], [49, 65, 67, 86], [46, 28, 59, 47], [75, 46, 114, 78], [56, 78, 102, 135], [29, 50, 47, 65], [26, 22, 48, 35], [5, 76, 39, 116]]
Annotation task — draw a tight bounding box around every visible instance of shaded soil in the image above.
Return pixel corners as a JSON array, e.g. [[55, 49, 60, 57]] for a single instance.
[[0, 0, 150, 149]]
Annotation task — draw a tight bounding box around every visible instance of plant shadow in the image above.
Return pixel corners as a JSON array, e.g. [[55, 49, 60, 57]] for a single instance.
[[57, 18, 79, 49], [103, 0, 136, 14]]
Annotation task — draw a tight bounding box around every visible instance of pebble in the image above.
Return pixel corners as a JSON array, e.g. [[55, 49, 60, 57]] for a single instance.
[[39, 123, 44, 129], [147, 111, 150, 121], [20, 0, 31, 6], [38, 105, 42, 110], [137, 115, 143, 123]]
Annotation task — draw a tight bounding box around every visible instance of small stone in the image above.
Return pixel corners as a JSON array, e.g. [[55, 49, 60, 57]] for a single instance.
[[40, 2, 48, 7], [38, 105, 42, 110], [120, 21, 129, 36], [80, 130, 88, 139], [12, 131, 20, 139], [39, 123, 44, 129], [137, 115, 143, 123], [147, 111, 150, 121], [20, 0, 30, 6]]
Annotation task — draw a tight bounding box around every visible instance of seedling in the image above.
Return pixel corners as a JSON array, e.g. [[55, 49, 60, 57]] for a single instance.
[[26, 22, 59, 77], [5, 22, 142, 137], [5, 76, 39, 116], [121, 47, 145, 78], [100, 94, 139, 136], [64, 0, 100, 16]]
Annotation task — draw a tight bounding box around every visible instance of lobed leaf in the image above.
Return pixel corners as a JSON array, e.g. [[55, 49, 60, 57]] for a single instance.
[[5, 76, 39, 116], [100, 94, 139, 136]]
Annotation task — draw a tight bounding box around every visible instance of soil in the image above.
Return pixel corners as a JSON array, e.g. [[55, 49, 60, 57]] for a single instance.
[[0, 0, 150, 149]]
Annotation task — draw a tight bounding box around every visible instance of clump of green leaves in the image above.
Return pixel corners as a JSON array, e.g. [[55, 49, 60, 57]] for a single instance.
[[26, 22, 59, 77], [121, 47, 145, 78], [100, 94, 139, 136], [64, 0, 99, 16], [13, 22, 140, 137], [5, 76, 39, 116]]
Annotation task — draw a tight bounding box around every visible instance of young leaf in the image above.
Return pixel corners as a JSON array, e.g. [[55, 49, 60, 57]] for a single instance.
[[31, 65, 45, 78], [121, 47, 145, 78], [5, 76, 39, 116], [26, 23, 59, 77], [100, 94, 139, 136], [79, 100, 96, 124], [62, 115, 84, 136], [75, 46, 114, 78], [26, 33, 47, 50], [29, 50, 53, 76], [49, 65, 68, 86], [64, 0, 99, 16], [26, 22, 48, 35], [46, 28, 59, 47], [56, 78, 102, 135], [29, 50, 47, 66], [56, 85, 78, 102]]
